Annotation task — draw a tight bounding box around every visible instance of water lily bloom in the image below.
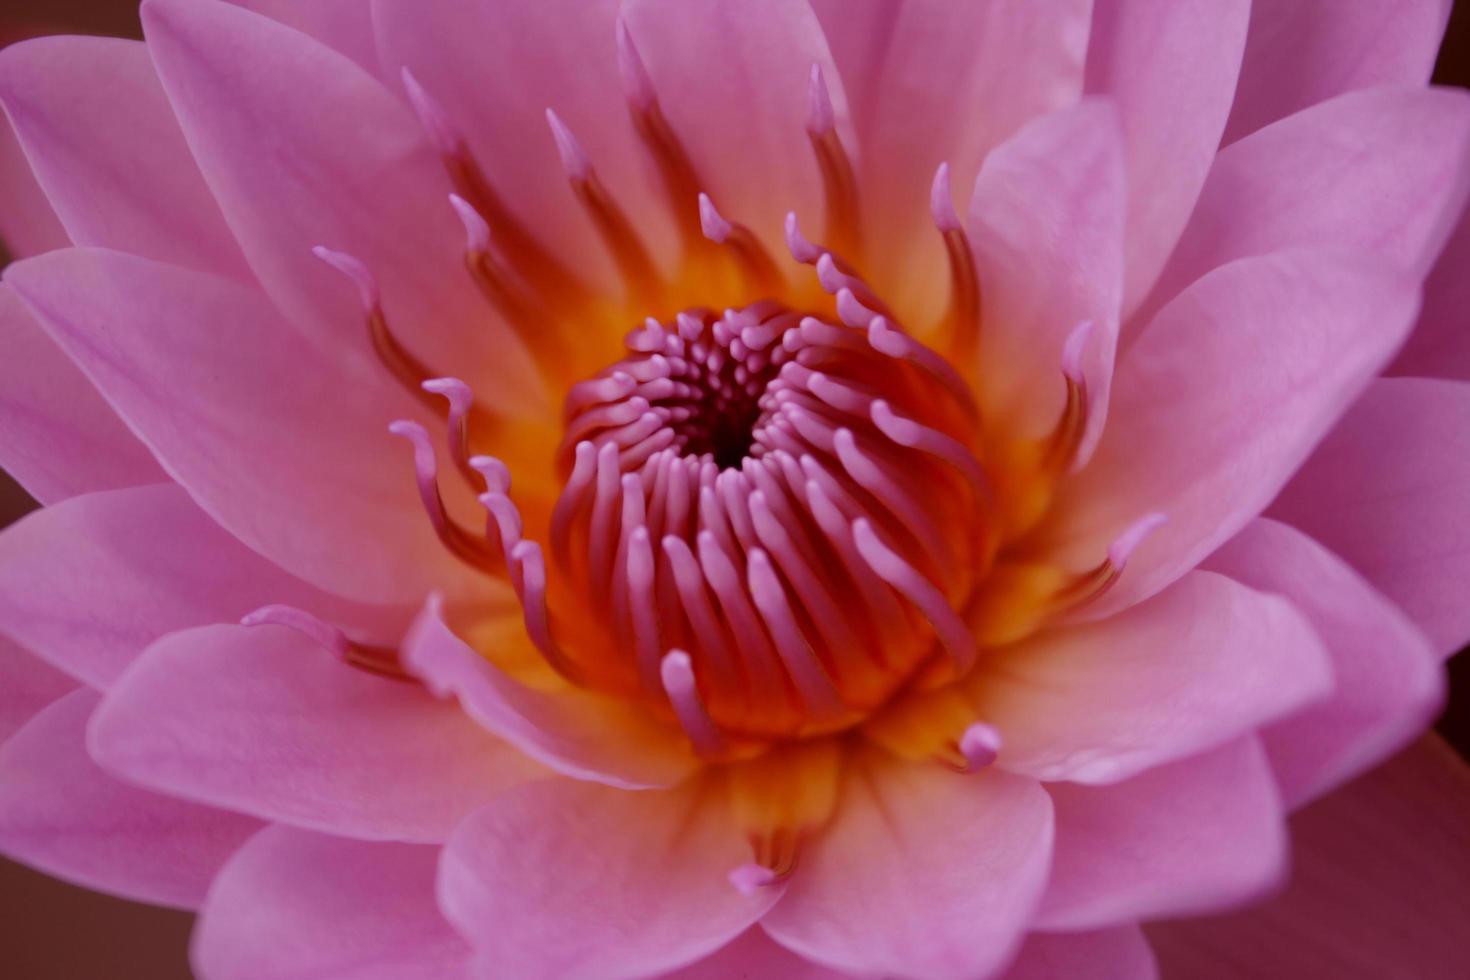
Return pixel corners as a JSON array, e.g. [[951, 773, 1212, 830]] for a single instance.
[[2, 0, 1470, 976]]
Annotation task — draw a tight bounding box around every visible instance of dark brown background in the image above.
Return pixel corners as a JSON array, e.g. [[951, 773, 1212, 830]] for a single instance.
[[1, 2, 1467, 977]]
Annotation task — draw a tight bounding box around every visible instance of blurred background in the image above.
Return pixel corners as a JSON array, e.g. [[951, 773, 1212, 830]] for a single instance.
[[1, 2, 1468, 978]]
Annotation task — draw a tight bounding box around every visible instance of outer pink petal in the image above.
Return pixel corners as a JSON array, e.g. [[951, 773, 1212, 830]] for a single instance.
[[0, 689, 261, 909], [0, 635, 75, 743], [4, 247, 471, 604], [0, 284, 165, 504], [0, 483, 405, 689], [1136, 86, 1470, 340], [1084, 0, 1250, 317], [402, 599, 698, 790], [620, 0, 851, 252], [227, 0, 382, 77], [1224, 0, 1451, 145], [999, 927, 1157, 980], [374, 0, 669, 288], [972, 571, 1332, 785], [1054, 249, 1420, 615], [1036, 738, 1285, 931], [139, 0, 538, 409], [1147, 736, 1470, 979], [88, 623, 545, 843], [967, 99, 1125, 462], [0, 36, 252, 280], [810, 0, 1089, 320], [440, 779, 777, 979], [0, 109, 66, 257], [1270, 377, 1470, 658], [661, 928, 853, 980], [1391, 198, 1470, 381], [193, 826, 471, 980], [763, 755, 1053, 980], [1204, 518, 1444, 806]]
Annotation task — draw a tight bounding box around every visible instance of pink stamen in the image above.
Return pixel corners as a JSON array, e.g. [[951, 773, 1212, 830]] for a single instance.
[[806, 63, 835, 136], [660, 650, 726, 756], [958, 721, 1002, 771], [240, 604, 350, 658], [746, 548, 844, 718], [400, 67, 459, 156], [929, 162, 962, 233], [852, 518, 977, 673], [729, 863, 780, 897], [545, 108, 592, 182]]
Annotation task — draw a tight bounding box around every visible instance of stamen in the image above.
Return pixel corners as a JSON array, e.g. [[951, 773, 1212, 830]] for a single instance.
[[698, 193, 783, 294], [616, 18, 707, 249], [957, 721, 1002, 772], [313, 247, 438, 409], [1057, 512, 1170, 608], [511, 539, 580, 681], [728, 862, 781, 896], [660, 650, 726, 757], [747, 548, 844, 719], [784, 211, 822, 264], [1044, 320, 1096, 473], [806, 64, 860, 256], [240, 604, 408, 680], [388, 420, 501, 574], [422, 377, 477, 485], [852, 518, 977, 673], [930, 163, 981, 365], [547, 109, 662, 305]]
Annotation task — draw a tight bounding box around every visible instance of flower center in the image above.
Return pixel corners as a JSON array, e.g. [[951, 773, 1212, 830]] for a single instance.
[[544, 298, 988, 746]]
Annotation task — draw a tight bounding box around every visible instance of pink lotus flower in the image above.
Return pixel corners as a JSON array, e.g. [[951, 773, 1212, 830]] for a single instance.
[[1, 0, 1468, 976]]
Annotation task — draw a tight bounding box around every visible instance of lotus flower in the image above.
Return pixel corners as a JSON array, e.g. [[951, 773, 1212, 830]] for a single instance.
[[2, 1, 1469, 977]]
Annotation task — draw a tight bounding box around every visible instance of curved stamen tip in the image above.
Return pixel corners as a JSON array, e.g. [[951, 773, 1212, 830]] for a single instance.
[[814, 252, 843, 293], [698, 192, 732, 243], [423, 376, 472, 411], [400, 66, 458, 155], [784, 211, 821, 263], [469, 455, 512, 494], [388, 419, 438, 476], [448, 193, 491, 253], [311, 246, 379, 310], [728, 862, 780, 897], [240, 604, 351, 659], [958, 721, 1003, 772], [1108, 512, 1168, 570], [545, 108, 592, 182], [806, 62, 834, 136], [1061, 320, 1096, 385], [837, 288, 877, 328], [615, 17, 656, 110], [676, 311, 704, 341], [930, 161, 962, 233]]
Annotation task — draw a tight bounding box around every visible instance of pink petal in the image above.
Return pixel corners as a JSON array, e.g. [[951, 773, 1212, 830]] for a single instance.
[[0, 635, 75, 744], [999, 927, 1157, 980], [4, 246, 472, 604], [1037, 738, 1285, 930], [810, 0, 1090, 318], [139, 0, 537, 407], [1085, 0, 1250, 318], [971, 571, 1332, 784], [1054, 249, 1420, 615], [0, 108, 67, 257], [0, 689, 260, 909], [967, 99, 1125, 463], [0, 36, 252, 279], [763, 755, 1052, 980], [0, 284, 164, 504], [1270, 377, 1470, 658], [0, 483, 405, 688], [1147, 736, 1470, 979], [660, 927, 852, 980], [402, 600, 697, 790], [1204, 518, 1444, 806], [1136, 86, 1470, 340], [194, 825, 471, 980], [440, 778, 775, 977], [89, 623, 544, 842], [621, 0, 851, 250], [227, 0, 382, 78], [375, 0, 670, 287], [1224, 0, 1451, 145], [1391, 197, 1470, 381]]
